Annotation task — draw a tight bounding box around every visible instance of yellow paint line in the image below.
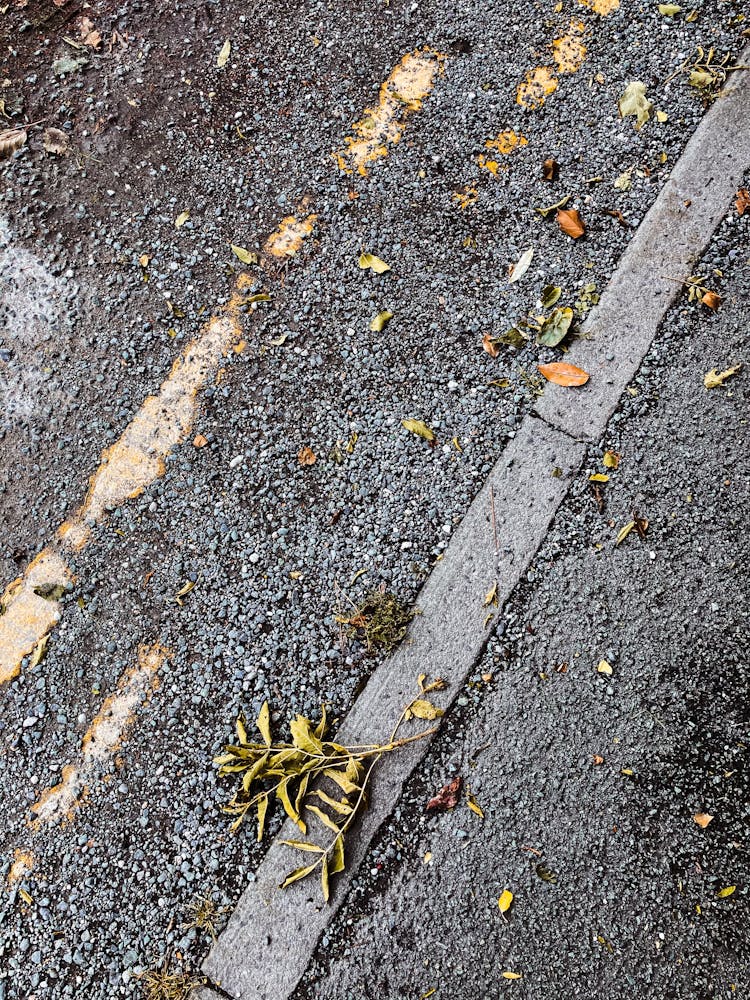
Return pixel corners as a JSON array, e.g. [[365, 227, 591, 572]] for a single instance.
[[29, 643, 169, 827], [0, 550, 72, 686], [334, 47, 446, 176]]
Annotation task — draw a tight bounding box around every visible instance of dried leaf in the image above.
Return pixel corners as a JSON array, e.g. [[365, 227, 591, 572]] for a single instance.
[[542, 157, 559, 181], [704, 364, 741, 389], [270, 333, 289, 346], [535, 194, 570, 218], [257, 700, 272, 746], [175, 211, 190, 228], [306, 803, 341, 833], [616, 521, 636, 546], [29, 635, 48, 668], [230, 244, 257, 264], [193, 433, 208, 448], [717, 886, 736, 898], [597, 660, 613, 675], [370, 310, 393, 332], [589, 473, 609, 483], [535, 862, 558, 883], [538, 362, 590, 387], [426, 775, 462, 811], [736, 189, 750, 216], [484, 581, 498, 606], [409, 699, 444, 721], [501, 972, 522, 980], [280, 862, 319, 889], [467, 793, 485, 819], [42, 127, 69, 155], [541, 285, 562, 309], [614, 168, 633, 192], [358, 253, 391, 274], [603, 450, 621, 469], [290, 715, 324, 754], [256, 794, 268, 841], [0, 128, 27, 159], [537, 307, 573, 348], [693, 812, 713, 828], [498, 889, 513, 913], [280, 839, 325, 853], [557, 208, 585, 239], [402, 419, 436, 442], [217, 39, 231, 68], [509, 247, 534, 284], [701, 290, 721, 312], [298, 446, 317, 466], [482, 333, 500, 358], [321, 853, 330, 902], [330, 834, 346, 874], [619, 81, 653, 129], [658, 3, 681, 14]]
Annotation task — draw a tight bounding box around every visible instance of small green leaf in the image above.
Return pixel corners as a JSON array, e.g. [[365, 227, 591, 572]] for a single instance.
[[541, 285, 562, 309], [358, 253, 391, 274], [370, 310, 394, 332], [230, 244, 257, 265], [256, 701, 272, 746], [537, 306, 573, 348], [280, 862, 318, 890], [535, 195, 570, 219], [402, 419, 436, 442], [280, 839, 325, 853]]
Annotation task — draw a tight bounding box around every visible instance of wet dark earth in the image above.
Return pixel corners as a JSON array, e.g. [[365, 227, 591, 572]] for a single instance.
[[0, 0, 748, 997]]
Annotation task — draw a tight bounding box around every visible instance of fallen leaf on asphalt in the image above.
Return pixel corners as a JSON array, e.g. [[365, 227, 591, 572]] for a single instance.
[[621, 767, 634, 776], [217, 39, 231, 67], [736, 189, 750, 216], [0, 127, 27, 159], [541, 285, 562, 309], [597, 660, 613, 675], [426, 775, 462, 811], [655, 110, 668, 123], [538, 362, 590, 387], [29, 635, 48, 668], [614, 167, 633, 191], [193, 434, 208, 448], [704, 364, 742, 389], [701, 290, 721, 311], [589, 473, 609, 483], [370, 310, 393, 332], [616, 521, 636, 545], [535, 194, 570, 218], [557, 208, 585, 239], [537, 307, 574, 347], [658, 3, 682, 14], [717, 886, 736, 898], [509, 247, 534, 283], [138, 253, 150, 268], [603, 450, 621, 469], [484, 581, 498, 606], [535, 862, 557, 883], [42, 127, 69, 155], [358, 252, 391, 274], [482, 333, 500, 357], [402, 419, 436, 442], [467, 793, 485, 818], [593, 754, 605, 765], [175, 211, 190, 228], [78, 16, 102, 48], [693, 812, 713, 828], [619, 81, 653, 129], [298, 446, 317, 466], [501, 972, 522, 980], [542, 157, 559, 181], [498, 890, 513, 913], [270, 333, 289, 346], [408, 699, 444, 721], [230, 244, 257, 264]]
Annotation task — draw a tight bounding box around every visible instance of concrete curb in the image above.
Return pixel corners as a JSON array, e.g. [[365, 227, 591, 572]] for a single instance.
[[201, 53, 750, 1000], [534, 45, 750, 442], [203, 418, 584, 999]]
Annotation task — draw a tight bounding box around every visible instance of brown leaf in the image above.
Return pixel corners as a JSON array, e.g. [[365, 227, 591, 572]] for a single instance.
[[593, 754, 604, 765], [557, 207, 585, 239], [0, 127, 27, 159], [542, 157, 559, 181], [193, 433, 208, 448], [701, 290, 721, 312], [736, 189, 750, 216], [693, 812, 713, 829], [482, 332, 499, 358], [426, 775, 462, 812], [538, 362, 590, 387], [42, 127, 69, 155], [298, 446, 317, 466]]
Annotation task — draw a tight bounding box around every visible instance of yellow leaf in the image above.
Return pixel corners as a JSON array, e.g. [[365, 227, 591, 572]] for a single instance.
[[498, 889, 513, 913], [409, 699, 444, 721], [704, 364, 742, 389], [616, 521, 636, 546], [467, 793, 485, 819], [484, 581, 498, 606], [656, 109, 668, 122], [621, 767, 634, 776], [501, 971, 522, 980], [256, 700, 272, 746], [358, 253, 391, 274], [280, 839, 324, 853], [597, 660, 613, 676], [175, 210, 190, 228], [402, 419, 436, 442], [370, 310, 394, 332], [19, 889, 33, 905], [717, 886, 736, 898], [619, 80, 653, 130], [693, 812, 713, 829], [589, 473, 609, 483], [658, 2, 681, 13], [279, 862, 318, 889], [29, 635, 48, 668], [603, 450, 621, 469], [230, 244, 257, 264], [217, 39, 231, 68]]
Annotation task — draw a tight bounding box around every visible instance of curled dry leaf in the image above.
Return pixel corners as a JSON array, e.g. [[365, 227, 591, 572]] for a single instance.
[[402, 418, 436, 442], [0, 127, 28, 159], [693, 812, 713, 829], [497, 889, 513, 913], [557, 207, 585, 239], [370, 310, 393, 332], [298, 446, 317, 466], [542, 157, 559, 181], [537, 306, 573, 348], [426, 775, 462, 812], [175, 210, 190, 228], [358, 253, 391, 274], [603, 450, 621, 469], [482, 332, 500, 358], [508, 247, 534, 284], [193, 433, 208, 448], [230, 244, 257, 265], [701, 290, 721, 311], [736, 188, 750, 216], [217, 39, 231, 68], [538, 362, 590, 387], [619, 81, 653, 129], [597, 660, 613, 675], [42, 127, 69, 155], [704, 363, 741, 389]]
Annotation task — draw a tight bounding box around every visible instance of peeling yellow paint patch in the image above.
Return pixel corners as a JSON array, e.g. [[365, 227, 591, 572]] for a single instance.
[[516, 66, 559, 110], [0, 550, 72, 686], [478, 131, 528, 173], [553, 22, 587, 74], [452, 186, 478, 209], [264, 212, 317, 258], [30, 643, 169, 827], [335, 47, 445, 176], [7, 849, 35, 887], [579, 0, 619, 14]]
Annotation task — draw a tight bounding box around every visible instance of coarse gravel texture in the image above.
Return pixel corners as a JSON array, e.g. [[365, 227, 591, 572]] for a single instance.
[[0, 1, 748, 998], [296, 202, 750, 999]]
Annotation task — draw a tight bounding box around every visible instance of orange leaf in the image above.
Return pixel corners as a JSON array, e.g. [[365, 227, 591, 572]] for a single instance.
[[693, 812, 713, 829], [298, 446, 317, 466], [701, 290, 721, 312], [538, 362, 590, 387], [736, 188, 750, 216], [193, 433, 208, 448], [542, 157, 559, 181], [557, 208, 585, 239], [482, 333, 499, 358]]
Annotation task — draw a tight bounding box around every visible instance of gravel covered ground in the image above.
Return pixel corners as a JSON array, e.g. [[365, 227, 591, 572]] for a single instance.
[[0, 0, 747, 997], [298, 205, 750, 999]]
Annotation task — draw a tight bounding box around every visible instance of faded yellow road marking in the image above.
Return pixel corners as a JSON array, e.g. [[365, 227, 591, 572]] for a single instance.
[[30, 643, 169, 827], [0, 212, 315, 686], [0, 550, 72, 686], [517, 66, 559, 111], [517, 22, 589, 110], [335, 47, 445, 176], [552, 21, 587, 74], [6, 849, 35, 887], [579, 0, 619, 13], [478, 130, 528, 174]]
